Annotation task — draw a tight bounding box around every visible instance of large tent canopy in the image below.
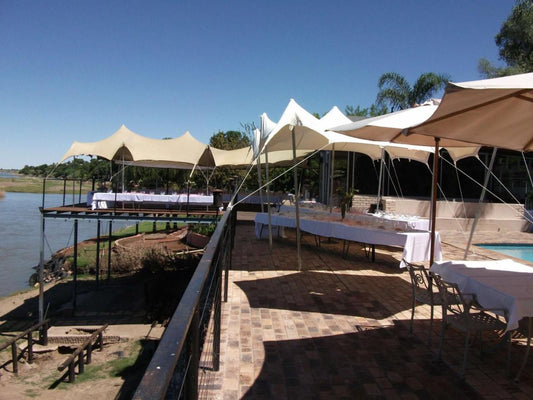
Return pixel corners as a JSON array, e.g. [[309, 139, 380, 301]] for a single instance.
[[59, 124, 307, 170], [330, 101, 480, 162], [407, 72, 533, 152], [60, 125, 212, 169], [260, 99, 434, 164]]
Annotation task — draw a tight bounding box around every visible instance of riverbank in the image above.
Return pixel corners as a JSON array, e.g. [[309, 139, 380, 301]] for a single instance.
[[0, 228, 200, 399], [0, 175, 93, 194], [0, 275, 166, 399]]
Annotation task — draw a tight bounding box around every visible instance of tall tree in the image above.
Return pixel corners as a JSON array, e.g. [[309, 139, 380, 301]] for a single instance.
[[376, 72, 449, 112], [209, 130, 250, 150], [345, 104, 387, 117], [479, 0, 533, 77]]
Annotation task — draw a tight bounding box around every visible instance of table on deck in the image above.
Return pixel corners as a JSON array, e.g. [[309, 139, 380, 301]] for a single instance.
[[278, 205, 430, 232], [254, 212, 441, 268], [87, 192, 213, 210], [430, 259, 533, 380]]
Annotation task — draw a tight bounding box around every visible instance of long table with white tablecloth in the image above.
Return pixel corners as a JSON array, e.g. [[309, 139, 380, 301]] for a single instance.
[[278, 205, 430, 232], [430, 259, 533, 331], [254, 212, 441, 267], [87, 192, 213, 210], [430, 259, 533, 380]]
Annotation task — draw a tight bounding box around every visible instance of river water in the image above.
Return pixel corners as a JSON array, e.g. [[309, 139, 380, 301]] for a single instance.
[[0, 192, 129, 298]]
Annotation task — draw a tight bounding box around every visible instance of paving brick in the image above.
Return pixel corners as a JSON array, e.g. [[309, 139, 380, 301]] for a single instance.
[[198, 222, 533, 399]]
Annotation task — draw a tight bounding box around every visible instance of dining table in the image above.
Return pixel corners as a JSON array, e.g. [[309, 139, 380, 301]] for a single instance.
[[254, 212, 440, 268], [87, 191, 214, 210], [430, 259, 533, 380]]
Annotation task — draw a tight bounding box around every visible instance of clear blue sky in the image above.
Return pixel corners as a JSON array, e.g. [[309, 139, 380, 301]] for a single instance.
[[0, 0, 515, 169]]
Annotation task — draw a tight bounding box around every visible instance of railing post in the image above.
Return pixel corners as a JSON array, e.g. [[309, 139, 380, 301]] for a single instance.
[[87, 343, 93, 364], [98, 331, 104, 351], [186, 309, 200, 400], [69, 363, 76, 382], [40, 320, 48, 346], [78, 353, 84, 374], [11, 343, 18, 374], [27, 332, 34, 364], [213, 235, 223, 371], [63, 179, 67, 206]]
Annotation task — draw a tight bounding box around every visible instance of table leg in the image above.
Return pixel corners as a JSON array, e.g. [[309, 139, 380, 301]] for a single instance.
[[514, 317, 532, 382]]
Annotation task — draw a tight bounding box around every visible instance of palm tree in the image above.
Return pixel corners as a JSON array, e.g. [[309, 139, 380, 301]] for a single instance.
[[376, 72, 450, 112]]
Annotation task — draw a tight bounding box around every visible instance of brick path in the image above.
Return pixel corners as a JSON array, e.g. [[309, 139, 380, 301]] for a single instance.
[[199, 220, 533, 399]]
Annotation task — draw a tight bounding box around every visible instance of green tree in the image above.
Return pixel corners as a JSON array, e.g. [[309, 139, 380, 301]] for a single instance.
[[345, 104, 387, 117], [376, 72, 450, 112], [478, 0, 533, 77], [190, 129, 253, 191], [209, 130, 250, 150]]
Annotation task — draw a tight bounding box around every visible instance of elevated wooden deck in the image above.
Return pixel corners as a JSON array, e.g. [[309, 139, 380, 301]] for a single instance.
[[41, 203, 222, 222]]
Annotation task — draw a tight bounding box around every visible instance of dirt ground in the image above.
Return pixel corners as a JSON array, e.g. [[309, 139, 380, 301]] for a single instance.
[[0, 268, 193, 399]]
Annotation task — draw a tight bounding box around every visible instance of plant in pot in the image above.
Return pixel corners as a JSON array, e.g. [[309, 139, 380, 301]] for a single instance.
[[338, 190, 354, 220]]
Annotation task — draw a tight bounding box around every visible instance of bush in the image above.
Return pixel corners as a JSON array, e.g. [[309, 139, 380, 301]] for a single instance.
[[189, 223, 217, 236]]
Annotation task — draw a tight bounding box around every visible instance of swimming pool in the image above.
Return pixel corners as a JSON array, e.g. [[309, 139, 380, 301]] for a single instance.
[[476, 243, 533, 263]]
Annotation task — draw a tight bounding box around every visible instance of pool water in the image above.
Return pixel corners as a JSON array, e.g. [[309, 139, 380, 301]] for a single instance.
[[476, 243, 533, 263]]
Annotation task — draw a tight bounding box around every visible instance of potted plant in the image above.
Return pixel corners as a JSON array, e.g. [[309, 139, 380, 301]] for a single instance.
[[338, 190, 354, 219]]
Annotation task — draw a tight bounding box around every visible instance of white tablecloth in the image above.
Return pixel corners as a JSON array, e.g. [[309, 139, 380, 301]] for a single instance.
[[254, 213, 441, 268], [430, 259, 533, 331], [87, 192, 213, 210], [278, 205, 429, 231]]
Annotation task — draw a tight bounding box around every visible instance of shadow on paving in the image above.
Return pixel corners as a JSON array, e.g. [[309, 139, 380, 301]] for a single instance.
[[241, 322, 482, 400], [235, 271, 412, 318], [233, 224, 407, 274], [0, 271, 191, 330]]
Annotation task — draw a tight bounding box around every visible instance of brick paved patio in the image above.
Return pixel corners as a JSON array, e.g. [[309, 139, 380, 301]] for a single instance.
[[200, 219, 533, 399]]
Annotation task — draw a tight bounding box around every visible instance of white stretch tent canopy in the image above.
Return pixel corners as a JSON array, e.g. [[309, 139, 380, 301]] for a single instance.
[[60, 125, 213, 169], [261, 99, 434, 163], [59, 124, 307, 169], [330, 101, 480, 161], [408, 72, 533, 152]]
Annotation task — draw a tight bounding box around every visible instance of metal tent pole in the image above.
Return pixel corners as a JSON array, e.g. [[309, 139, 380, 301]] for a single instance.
[[38, 214, 45, 323], [329, 145, 336, 212], [291, 126, 302, 271], [464, 147, 498, 258], [265, 151, 273, 253], [376, 148, 385, 210], [72, 219, 78, 313], [430, 138, 440, 266]]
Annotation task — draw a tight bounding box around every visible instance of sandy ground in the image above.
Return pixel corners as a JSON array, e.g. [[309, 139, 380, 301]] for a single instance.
[[0, 271, 187, 400]]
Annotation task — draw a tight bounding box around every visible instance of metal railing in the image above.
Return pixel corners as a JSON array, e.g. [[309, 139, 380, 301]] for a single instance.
[[133, 206, 236, 399]]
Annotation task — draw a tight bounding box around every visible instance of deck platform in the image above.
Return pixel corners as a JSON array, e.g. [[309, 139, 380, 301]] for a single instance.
[[199, 221, 533, 399]]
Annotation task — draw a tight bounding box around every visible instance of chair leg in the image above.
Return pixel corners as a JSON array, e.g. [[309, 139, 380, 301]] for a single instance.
[[460, 331, 471, 379], [438, 322, 447, 360], [428, 304, 434, 345], [410, 298, 416, 333]]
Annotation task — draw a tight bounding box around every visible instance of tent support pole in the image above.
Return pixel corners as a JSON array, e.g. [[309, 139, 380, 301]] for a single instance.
[[329, 145, 336, 212], [257, 158, 264, 213], [291, 126, 302, 271], [376, 148, 385, 210], [96, 220, 101, 288], [265, 151, 273, 253], [38, 214, 45, 323], [464, 147, 498, 258], [346, 152, 350, 193], [107, 221, 112, 281], [430, 138, 440, 266], [72, 219, 78, 314]]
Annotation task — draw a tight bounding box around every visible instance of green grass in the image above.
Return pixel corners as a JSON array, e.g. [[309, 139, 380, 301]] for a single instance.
[[108, 340, 142, 376], [0, 176, 94, 194], [53, 340, 144, 388]]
